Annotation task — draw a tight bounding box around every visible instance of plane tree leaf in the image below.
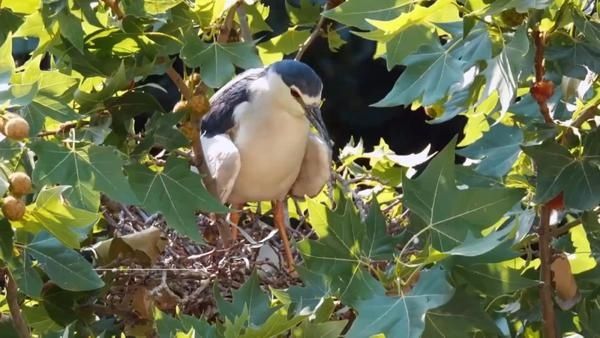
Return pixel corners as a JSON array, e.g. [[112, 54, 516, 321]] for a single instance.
[[522, 129, 600, 210], [181, 35, 262, 88], [12, 186, 100, 249], [126, 158, 227, 242], [25, 231, 104, 291], [215, 271, 274, 326], [322, 0, 413, 31], [298, 199, 400, 305], [31, 141, 138, 211], [346, 267, 454, 338], [404, 139, 524, 252], [458, 123, 524, 178]]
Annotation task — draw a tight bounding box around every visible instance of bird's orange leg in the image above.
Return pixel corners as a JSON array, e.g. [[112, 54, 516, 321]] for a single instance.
[[272, 199, 295, 271], [228, 203, 243, 240]]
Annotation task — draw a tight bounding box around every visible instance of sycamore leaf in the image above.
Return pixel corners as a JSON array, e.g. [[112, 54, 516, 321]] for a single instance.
[[31, 141, 138, 211], [404, 139, 524, 252], [215, 271, 274, 326], [322, 0, 412, 31], [374, 42, 466, 107], [522, 129, 600, 210], [23, 95, 80, 135], [285, 0, 320, 26], [298, 199, 399, 305], [257, 28, 311, 64], [481, 26, 529, 112], [240, 307, 307, 338], [423, 288, 501, 337], [181, 35, 261, 88], [346, 267, 454, 338], [546, 39, 600, 80], [12, 186, 99, 249], [9, 255, 44, 298], [385, 24, 435, 70], [57, 9, 84, 53], [25, 231, 104, 291], [458, 123, 524, 178], [454, 263, 539, 297], [126, 158, 227, 242]]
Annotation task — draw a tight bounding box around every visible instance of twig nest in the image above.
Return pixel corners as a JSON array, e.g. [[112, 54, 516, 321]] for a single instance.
[[2, 196, 25, 221], [4, 117, 30, 141], [8, 172, 32, 197]]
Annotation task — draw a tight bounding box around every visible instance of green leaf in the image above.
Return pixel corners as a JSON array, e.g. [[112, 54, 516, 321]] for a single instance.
[[423, 288, 501, 337], [23, 305, 63, 334], [0, 219, 14, 260], [9, 255, 44, 298], [134, 111, 188, 153], [374, 43, 466, 107], [298, 199, 398, 305], [454, 263, 538, 297], [346, 267, 454, 338], [31, 141, 138, 211], [404, 139, 524, 251], [181, 35, 261, 88], [286, 0, 320, 26], [26, 231, 104, 291], [384, 24, 435, 70], [57, 9, 84, 53], [522, 129, 600, 210], [13, 186, 100, 249], [481, 27, 529, 112], [293, 320, 348, 338], [0, 9, 23, 45], [23, 95, 81, 135], [244, 2, 271, 33], [458, 123, 523, 178], [240, 306, 307, 338], [126, 158, 227, 241], [323, 0, 412, 31], [215, 271, 274, 326], [257, 28, 311, 63]]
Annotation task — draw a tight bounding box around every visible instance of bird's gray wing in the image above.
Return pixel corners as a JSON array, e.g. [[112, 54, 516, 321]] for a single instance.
[[201, 68, 265, 137], [200, 133, 240, 203], [290, 133, 332, 198]]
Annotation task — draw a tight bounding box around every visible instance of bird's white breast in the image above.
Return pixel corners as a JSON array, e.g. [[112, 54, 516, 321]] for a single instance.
[[227, 95, 310, 204]]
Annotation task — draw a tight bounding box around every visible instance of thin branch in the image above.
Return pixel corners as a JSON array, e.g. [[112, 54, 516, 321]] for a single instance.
[[572, 106, 599, 129], [37, 120, 90, 137], [217, 4, 239, 43], [295, 2, 330, 61], [236, 5, 252, 42], [531, 29, 554, 125], [4, 269, 30, 338], [538, 205, 557, 338], [166, 67, 193, 101]]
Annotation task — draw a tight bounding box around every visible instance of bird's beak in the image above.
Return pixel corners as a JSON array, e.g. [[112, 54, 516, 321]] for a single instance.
[[306, 105, 332, 147]]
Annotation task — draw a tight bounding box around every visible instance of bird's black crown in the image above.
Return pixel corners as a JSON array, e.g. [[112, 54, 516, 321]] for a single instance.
[[269, 60, 323, 97]]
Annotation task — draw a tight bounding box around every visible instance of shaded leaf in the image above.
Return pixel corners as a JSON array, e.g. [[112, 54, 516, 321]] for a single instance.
[[454, 263, 539, 297], [26, 232, 104, 291], [215, 271, 274, 326], [126, 158, 227, 242], [404, 139, 524, 251], [522, 129, 600, 210], [346, 267, 454, 338]]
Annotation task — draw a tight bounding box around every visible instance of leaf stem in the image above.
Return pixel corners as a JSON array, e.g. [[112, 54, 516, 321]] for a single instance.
[[3, 269, 30, 338]]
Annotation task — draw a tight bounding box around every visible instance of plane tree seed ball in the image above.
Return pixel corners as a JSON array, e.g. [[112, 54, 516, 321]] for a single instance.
[[4, 117, 30, 141], [9, 172, 32, 196], [2, 196, 25, 221]]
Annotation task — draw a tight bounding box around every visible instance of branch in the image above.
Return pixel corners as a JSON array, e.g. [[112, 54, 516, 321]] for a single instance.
[[166, 67, 193, 101], [236, 5, 252, 42], [217, 4, 239, 43], [531, 29, 554, 125], [538, 205, 557, 338], [3, 269, 30, 338], [37, 120, 90, 137], [295, 2, 330, 61]]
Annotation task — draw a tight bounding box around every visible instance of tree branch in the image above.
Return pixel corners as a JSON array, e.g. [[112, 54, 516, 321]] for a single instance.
[[531, 29, 554, 125], [236, 5, 252, 42], [3, 269, 30, 338], [538, 205, 557, 338], [166, 66, 193, 101], [217, 4, 239, 43], [295, 2, 330, 61]]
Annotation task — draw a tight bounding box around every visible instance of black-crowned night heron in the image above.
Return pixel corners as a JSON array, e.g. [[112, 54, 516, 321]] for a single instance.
[[200, 60, 332, 270]]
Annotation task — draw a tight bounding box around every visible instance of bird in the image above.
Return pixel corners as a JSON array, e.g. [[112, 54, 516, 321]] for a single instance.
[[199, 59, 332, 271]]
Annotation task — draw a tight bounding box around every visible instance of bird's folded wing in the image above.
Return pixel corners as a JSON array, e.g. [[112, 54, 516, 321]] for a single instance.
[[291, 133, 332, 198], [201, 134, 241, 203]]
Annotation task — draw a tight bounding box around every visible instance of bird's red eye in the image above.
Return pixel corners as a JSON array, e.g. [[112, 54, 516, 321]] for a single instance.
[[290, 88, 300, 98]]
